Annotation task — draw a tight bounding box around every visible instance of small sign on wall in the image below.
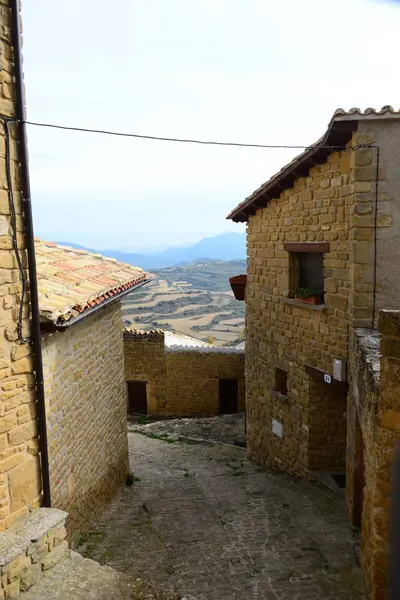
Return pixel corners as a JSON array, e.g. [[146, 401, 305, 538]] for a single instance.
[[272, 419, 284, 439]]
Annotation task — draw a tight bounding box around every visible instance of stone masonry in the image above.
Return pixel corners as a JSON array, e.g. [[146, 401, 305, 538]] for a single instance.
[[41, 302, 129, 543], [124, 331, 166, 416], [347, 310, 400, 600], [124, 331, 245, 416], [0, 0, 41, 531], [165, 351, 245, 415], [0, 508, 68, 598], [242, 118, 400, 478], [228, 110, 400, 600]]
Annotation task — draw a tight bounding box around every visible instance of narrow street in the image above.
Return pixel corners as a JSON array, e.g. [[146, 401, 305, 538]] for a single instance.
[[79, 432, 365, 600]]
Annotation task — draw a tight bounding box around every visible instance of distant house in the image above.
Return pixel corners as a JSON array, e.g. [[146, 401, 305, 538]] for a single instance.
[[124, 330, 245, 416], [228, 106, 400, 600], [36, 240, 147, 540]]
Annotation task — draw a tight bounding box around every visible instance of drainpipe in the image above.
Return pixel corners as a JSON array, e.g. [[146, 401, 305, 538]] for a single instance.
[[10, 0, 51, 507]]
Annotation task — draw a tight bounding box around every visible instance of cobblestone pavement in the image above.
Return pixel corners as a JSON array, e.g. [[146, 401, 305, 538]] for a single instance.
[[129, 414, 245, 446], [79, 434, 365, 600]]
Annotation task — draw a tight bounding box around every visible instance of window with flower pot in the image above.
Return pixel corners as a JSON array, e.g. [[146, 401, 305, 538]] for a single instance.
[[284, 242, 329, 305]]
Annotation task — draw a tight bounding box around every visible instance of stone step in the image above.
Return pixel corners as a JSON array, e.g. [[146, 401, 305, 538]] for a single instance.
[[20, 550, 187, 600]]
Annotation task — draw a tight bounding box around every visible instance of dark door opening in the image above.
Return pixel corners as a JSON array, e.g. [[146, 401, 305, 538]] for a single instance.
[[127, 381, 148, 416], [219, 379, 238, 414]]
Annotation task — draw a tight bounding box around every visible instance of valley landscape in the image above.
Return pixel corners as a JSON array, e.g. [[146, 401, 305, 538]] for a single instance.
[[122, 260, 246, 346]]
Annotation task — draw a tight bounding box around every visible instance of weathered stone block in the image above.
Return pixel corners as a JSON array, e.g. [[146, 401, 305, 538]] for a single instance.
[[0, 414, 17, 435], [7, 555, 30, 582], [324, 278, 337, 293], [324, 294, 348, 312], [40, 540, 68, 571], [10, 357, 32, 376], [20, 563, 40, 592], [3, 580, 19, 599], [8, 459, 40, 512], [379, 311, 400, 337], [7, 421, 37, 446], [0, 453, 24, 476], [353, 241, 372, 264], [380, 410, 400, 431]]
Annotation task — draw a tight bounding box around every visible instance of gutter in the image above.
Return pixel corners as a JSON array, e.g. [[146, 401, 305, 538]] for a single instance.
[[11, 0, 51, 506], [40, 278, 151, 333]]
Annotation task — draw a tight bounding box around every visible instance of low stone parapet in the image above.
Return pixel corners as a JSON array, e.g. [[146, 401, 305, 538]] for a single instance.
[[0, 508, 68, 597]]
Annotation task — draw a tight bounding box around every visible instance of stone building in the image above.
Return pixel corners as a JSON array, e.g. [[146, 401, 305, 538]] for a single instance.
[[35, 240, 146, 541], [124, 330, 245, 416], [228, 107, 400, 600], [347, 311, 400, 600], [0, 0, 41, 533]]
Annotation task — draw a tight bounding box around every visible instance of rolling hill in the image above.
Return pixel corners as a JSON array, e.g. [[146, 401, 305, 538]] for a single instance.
[[122, 259, 246, 346]]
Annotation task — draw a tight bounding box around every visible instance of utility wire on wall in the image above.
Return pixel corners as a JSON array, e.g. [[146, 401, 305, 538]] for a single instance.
[[0, 116, 30, 344]]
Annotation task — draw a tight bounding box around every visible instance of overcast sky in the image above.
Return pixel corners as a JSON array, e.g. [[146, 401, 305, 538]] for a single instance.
[[22, 0, 400, 251]]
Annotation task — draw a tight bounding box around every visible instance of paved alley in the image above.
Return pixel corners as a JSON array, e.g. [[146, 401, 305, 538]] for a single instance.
[[79, 433, 365, 600]]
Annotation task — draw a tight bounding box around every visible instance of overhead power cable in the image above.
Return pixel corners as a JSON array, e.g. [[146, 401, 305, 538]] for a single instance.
[[0, 114, 348, 150]]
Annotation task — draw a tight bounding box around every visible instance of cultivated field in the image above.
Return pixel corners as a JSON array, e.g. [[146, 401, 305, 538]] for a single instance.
[[122, 260, 246, 346]]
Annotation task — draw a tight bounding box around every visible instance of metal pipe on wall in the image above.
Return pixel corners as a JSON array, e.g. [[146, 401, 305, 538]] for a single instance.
[[10, 0, 51, 507]]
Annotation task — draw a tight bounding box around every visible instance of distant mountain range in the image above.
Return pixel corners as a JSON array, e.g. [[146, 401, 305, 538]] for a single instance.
[[55, 232, 246, 270]]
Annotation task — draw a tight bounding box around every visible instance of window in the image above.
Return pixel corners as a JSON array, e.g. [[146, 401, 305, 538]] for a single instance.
[[284, 242, 329, 305], [299, 252, 324, 292], [274, 368, 288, 396]]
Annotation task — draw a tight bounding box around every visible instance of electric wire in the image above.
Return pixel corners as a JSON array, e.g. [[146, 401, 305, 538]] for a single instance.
[[0, 114, 349, 150], [0, 116, 31, 344]]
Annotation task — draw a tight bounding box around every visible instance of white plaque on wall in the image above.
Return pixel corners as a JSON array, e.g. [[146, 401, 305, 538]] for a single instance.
[[272, 419, 284, 439]]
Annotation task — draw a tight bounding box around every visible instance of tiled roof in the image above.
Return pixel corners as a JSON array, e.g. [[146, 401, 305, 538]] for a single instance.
[[228, 106, 400, 222], [35, 240, 147, 325], [164, 331, 214, 349], [123, 328, 245, 353]]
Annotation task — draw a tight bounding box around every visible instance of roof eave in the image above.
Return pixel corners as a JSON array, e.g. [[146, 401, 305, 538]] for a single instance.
[[40, 278, 151, 333], [227, 118, 358, 223]]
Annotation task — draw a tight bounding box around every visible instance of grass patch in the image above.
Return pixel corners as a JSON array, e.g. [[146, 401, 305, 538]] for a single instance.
[[126, 472, 141, 486], [146, 432, 179, 443], [77, 533, 88, 546]]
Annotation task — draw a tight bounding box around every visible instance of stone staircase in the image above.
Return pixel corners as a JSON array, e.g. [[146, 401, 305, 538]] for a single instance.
[[0, 508, 187, 600], [20, 550, 185, 600]]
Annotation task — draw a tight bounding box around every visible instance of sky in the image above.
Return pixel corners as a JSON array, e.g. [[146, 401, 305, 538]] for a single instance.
[[22, 0, 400, 251]]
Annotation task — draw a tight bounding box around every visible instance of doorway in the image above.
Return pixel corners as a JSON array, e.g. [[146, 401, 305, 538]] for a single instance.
[[219, 379, 238, 414], [127, 381, 148, 416]]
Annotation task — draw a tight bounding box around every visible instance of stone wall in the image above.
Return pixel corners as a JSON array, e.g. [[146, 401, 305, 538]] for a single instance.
[[123, 331, 245, 416], [347, 311, 400, 600], [41, 302, 128, 543], [0, 508, 68, 596], [245, 121, 399, 476], [246, 146, 353, 474], [124, 331, 166, 415], [165, 351, 245, 416], [0, 0, 41, 530]]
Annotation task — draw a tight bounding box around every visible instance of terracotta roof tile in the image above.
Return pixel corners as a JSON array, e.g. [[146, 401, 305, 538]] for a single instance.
[[35, 240, 146, 324]]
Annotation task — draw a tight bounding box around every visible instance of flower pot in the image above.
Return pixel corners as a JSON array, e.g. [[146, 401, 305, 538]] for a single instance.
[[229, 274, 247, 301], [295, 294, 323, 305]]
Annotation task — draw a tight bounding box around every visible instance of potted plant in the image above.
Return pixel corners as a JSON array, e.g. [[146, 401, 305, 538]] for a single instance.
[[294, 288, 323, 305]]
